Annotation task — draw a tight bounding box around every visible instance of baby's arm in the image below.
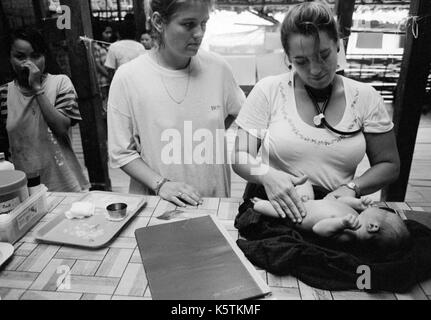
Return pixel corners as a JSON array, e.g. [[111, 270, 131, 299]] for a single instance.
[[312, 214, 360, 238], [336, 197, 373, 212]]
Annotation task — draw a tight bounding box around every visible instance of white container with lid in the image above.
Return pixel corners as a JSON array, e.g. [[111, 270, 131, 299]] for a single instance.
[[0, 152, 14, 171], [0, 184, 48, 244], [0, 170, 29, 215]]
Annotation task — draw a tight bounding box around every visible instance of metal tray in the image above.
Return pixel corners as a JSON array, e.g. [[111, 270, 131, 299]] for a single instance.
[[0, 242, 14, 268], [34, 191, 147, 248]]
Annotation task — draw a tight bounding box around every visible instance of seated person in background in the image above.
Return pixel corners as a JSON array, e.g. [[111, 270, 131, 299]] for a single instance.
[[252, 181, 410, 252]]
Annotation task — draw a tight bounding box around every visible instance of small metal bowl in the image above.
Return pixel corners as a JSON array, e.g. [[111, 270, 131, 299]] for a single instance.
[[106, 203, 127, 221]]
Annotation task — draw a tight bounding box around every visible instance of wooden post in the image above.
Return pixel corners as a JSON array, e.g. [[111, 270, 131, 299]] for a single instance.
[[87, 0, 93, 17], [0, 1, 9, 43], [60, 0, 112, 191], [0, 1, 11, 157], [385, 0, 431, 201], [334, 0, 356, 50], [0, 0, 7, 33], [0, 0, 11, 84], [133, 0, 146, 36], [116, 0, 122, 21], [32, 0, 44, 29], [0, 1, 10, 37]]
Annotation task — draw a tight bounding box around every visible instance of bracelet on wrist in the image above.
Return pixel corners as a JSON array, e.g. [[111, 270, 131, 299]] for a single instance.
[[154, 177, 170, 195], [34, 89, 45, 96]]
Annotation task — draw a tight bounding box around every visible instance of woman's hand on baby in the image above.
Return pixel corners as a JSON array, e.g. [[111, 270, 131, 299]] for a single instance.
[[261, 169, 307, 223], [342, 214, 361, 230], [158, 181, 203, 207], [324, 185, 356, 200]]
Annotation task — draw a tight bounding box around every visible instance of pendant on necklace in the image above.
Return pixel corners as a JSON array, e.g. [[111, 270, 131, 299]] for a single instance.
[[313, 113, 325, 127]]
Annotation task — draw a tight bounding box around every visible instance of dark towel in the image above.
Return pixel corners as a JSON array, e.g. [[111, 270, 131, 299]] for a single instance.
[[235, 200, 431, 293]]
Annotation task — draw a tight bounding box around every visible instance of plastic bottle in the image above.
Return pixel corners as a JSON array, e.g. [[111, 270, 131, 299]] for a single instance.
[[0, 153, 14, 171], [26, 171, 41, 196]]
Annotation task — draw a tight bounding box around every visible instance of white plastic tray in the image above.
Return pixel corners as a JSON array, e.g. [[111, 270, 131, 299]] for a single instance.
[[34, 191, 146, 248]]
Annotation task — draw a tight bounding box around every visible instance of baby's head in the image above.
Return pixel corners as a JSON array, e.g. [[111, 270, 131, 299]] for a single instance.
[[355, 207, 410, 251]]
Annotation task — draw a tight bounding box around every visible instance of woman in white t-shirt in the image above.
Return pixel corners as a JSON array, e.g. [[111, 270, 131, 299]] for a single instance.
[[108, 0, 245, 205], [233, 2, 400, 223]]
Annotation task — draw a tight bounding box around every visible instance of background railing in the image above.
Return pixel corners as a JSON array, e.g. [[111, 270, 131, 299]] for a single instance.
[[91, 9, 133, 21], [345, 54, 431, 104]]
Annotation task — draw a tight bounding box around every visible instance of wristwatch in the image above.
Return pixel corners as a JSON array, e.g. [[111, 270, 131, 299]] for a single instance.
[[343, 181, 361, 198]]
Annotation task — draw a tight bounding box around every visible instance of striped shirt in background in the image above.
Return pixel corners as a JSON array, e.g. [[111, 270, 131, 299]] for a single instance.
[[93, 42, 110, 88], [0, 74, 90, 192], [0, 85, 9, 158]]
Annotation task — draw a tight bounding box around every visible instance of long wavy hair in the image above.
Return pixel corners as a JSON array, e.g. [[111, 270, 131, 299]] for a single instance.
[[280, 2, 339, 60]]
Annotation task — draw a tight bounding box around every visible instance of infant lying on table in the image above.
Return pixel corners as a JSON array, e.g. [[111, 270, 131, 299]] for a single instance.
[[252, 182, 410, 251]]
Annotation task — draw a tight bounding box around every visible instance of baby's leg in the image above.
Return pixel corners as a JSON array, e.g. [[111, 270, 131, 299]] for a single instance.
[[251, 198, 279, 218]]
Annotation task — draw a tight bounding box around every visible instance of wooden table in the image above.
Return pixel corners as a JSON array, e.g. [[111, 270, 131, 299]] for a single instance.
[[0, 192, 430, 300]]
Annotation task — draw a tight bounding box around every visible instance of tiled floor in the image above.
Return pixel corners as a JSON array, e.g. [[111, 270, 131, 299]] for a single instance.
[[3, 193, 429, 300]]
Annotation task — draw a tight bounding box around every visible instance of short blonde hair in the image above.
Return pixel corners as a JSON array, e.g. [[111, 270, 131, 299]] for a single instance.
[[149, 0, 213, 47]]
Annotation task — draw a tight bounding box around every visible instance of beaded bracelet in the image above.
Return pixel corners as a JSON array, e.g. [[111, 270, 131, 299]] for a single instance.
[[34, 89, 45, 96]]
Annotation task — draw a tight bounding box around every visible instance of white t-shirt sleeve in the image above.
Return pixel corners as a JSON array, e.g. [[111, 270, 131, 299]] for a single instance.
[[222, 60, 246, 117], [104, 45, 117, 70], [235, 81, 271, 139], [107, 71, 141, 168], [362, 86, 394, 133]]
